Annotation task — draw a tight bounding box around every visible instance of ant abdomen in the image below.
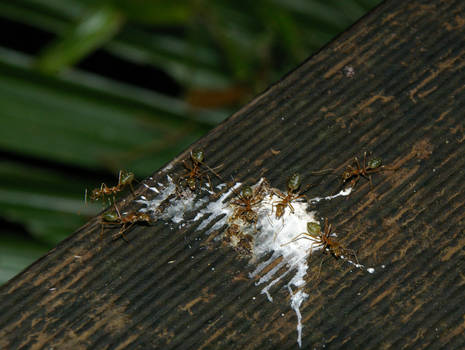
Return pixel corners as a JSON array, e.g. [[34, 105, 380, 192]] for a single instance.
[[241, 186, 253, 200], [367, 158, 382, 169], [191, 149, 204, 163], [120, 171, 135, 186], [288, 173, 301, 192], [307, 222, 321, 235]]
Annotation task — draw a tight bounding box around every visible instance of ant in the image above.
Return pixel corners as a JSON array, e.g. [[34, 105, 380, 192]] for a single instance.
[[341, 152, 395, 189], [284, 218, 356, 261], [272, 173, 310, 218], [180, 149, 222, 192], [230, 181, 268, 225], [100, 204, 152, 242], [86, 170, 135, 206]]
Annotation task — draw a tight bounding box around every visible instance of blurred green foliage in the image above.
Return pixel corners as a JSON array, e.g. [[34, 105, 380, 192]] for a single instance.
[[0, 0, 381, 284]]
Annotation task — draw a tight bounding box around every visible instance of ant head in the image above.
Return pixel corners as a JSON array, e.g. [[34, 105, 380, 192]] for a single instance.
[[287, 173, 301, 191], [341, 170, 352, 181], [187, 177, 196, 190], [191, 149, 204, 163], [120, 171, 135, 185], [241, 186, 253, 200], [307, 222, 321, 235], [367, 157, 382, 169], [103, 212, 119, 222]]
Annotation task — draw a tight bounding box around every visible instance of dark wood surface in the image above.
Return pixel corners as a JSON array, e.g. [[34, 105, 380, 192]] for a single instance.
[[2, 0, 465, 348]]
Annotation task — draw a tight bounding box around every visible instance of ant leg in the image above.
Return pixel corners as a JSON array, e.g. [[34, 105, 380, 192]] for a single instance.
[[288, 202, 295, 214], [100, 221, 105, 239], [316, 255, 329, 281], [380, 165, 397, 171], [354, 157, 362, 171], [281, 233, 313, 247], [117, 170, 123, 187], [271, 188, 285, 200], [113, 221, 137, 242], [101, 182, 109, 193], [109, 194, 117, 207], [182, 160, 192, 173], [299, 184, 313, 197], [309, 168, 336, 175], [273, 222, 285, 242], [271, 201, 279, 215], [113, 202, 122, 219], [113, 223, 128, 242], [350, 177, 359, 191], [206, 174, 215, 194], [85, 188, 88, 205], [204, 163, 225, 183], [129, 182, 136, 197], [100, 221, 116, 239], [308, 241, 321, 256]]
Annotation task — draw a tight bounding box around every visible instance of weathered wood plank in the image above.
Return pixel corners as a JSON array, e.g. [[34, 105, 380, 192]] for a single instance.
[[2, 0, 465, 348]]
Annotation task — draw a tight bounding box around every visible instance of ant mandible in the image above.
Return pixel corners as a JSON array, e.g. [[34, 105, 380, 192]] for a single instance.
[[272, 173, 310, 219], [100, 205, 151, 242], [86, 170, 135, 206], [341, 152, 395, 189]]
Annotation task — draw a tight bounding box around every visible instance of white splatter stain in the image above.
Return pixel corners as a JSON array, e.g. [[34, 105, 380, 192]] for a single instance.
[[136, 176, 377, 347]]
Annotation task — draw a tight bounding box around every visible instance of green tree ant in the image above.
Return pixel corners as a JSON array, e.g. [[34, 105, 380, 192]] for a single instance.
[[341, 152, 396, 189], [100, 205, 151, 241], [230, 180, 269, 225], [180, 149, 223, 192], [86, 170, 135, 206], [272, 173, 311, 218], [284, 218, 358, 262]]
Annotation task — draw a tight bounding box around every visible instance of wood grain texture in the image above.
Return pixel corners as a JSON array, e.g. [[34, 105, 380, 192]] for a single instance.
[[2, 0, 465, 348]]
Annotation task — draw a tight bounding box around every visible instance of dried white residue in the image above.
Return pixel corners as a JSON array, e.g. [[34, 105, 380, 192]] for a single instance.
[[137, 175, 238, 231], [248, 190, 317, 347], [138, 176, 211, 225], [309, 187, 353, 203], [193, 184, 239, 232], [138, 176, 175, 211], [136, 175, 376, 347]]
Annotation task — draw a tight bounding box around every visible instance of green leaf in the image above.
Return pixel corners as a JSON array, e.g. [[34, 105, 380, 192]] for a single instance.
[[110, 0, 191, 25], [0, 160, 99, 243], [36, 5, 124, 73], [0, 52, 215, 173]]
